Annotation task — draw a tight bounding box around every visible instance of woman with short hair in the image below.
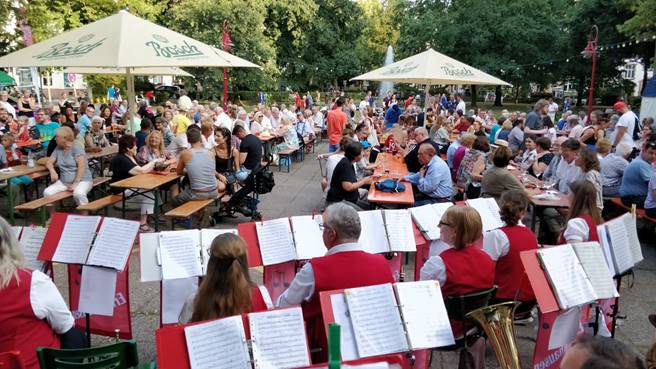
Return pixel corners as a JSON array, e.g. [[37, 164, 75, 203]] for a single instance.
[[44, 127, 93, 210], [179, 233, 271, 323], [528, 136, 554, 179]]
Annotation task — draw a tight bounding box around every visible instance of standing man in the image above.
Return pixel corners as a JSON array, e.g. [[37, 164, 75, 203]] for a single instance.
[[107, 84, 116, 102], [277, 202, 394, 361], [455, 93, 466, 114], [547, 97, 558, 124], [526, 99, 548, 131], [611, 101, 640, 150], [326, 97, 348, 152]]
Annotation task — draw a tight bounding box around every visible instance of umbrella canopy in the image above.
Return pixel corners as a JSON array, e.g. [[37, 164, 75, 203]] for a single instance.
[[351, 48, 510, 86], [64, 66, 194, 77], [0, 70, 15, 86], [0, 10, 261, 69]]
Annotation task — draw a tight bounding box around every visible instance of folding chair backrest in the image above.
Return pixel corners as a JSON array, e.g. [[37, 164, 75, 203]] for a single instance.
[[444, 287, 497, 322], [0, 351, 25, 369], [36, 341, 139, 369]]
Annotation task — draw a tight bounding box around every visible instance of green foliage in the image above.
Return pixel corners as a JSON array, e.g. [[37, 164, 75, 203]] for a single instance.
[[0, 1, 22, 57], [84, 75, 125, 99], [355, 0, 401, 73], [618, 0, 656, 65]]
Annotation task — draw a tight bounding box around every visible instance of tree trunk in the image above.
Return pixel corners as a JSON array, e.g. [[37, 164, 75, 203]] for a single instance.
[[470, 85, 477, 109], [514, 85, 520, 104], [641, 59, 649, 96], [494, 85, 503, 106], [576, 76, 585, 107]]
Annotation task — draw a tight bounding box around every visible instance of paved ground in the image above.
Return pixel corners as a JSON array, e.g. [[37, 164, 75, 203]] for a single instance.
[[36, 140, 655, 367]]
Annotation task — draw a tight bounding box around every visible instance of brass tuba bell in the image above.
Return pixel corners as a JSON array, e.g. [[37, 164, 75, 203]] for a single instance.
[[466, 301, 522, 369]]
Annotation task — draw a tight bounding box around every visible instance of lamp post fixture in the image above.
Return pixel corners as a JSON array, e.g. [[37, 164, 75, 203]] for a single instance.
[[581, 25, 599, 122]]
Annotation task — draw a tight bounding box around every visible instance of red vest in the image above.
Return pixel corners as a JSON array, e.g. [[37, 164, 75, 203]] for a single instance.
[[495, 226, 538, 301], [0, 269, 60, 369], [441, 246, 495, 297], [559, 213, 600, 244], [304, 251, 394, 361]]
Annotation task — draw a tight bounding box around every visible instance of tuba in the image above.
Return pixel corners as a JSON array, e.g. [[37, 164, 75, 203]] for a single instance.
[[466, 301, 522, 369]]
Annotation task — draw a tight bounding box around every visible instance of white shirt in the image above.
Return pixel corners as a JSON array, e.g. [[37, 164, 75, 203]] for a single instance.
[[569, 124, 584, 140], [419, 254, 447, 285], [313, 112, 325, 129], [261, 116, 273, 130], [548, 102, 558, 114], [456, 100, 466, 113], [556, 158, 581, 193], [613, 110, 638, 148], [1, 101, 16, 118], [325, 154, 345, 191], [270, 116, 281, 129], [482, 228, 511, 261], [29, 270, 75, 334], [215, 112, 233, 132], [276, 243, 362, 307], [201, 134, 216, 149], [562, 217, 591, 243]]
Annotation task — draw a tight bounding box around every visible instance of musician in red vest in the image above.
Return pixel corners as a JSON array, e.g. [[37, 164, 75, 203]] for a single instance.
[[277, 202, 394, 361], [482, 190, 538, 302], [0, 216, 80, 369], [560, 180, 601, 244], [179, 233, 272, 324]]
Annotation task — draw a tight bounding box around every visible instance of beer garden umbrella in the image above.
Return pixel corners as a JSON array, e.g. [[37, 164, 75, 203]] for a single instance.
[[64, 66, 194, 77]]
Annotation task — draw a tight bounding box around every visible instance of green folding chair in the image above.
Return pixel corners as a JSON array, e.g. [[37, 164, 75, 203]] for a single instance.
[[36, 340, 147, 369]]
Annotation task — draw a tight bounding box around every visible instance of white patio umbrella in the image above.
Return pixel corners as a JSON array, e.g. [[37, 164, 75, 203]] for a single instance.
[[0, 10, 260, 112], [64, 66, 194, 77], [351, 48, 511, 108]]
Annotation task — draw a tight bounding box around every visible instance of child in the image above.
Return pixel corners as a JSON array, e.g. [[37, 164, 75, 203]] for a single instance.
[[1, 133, 34, 187], [560, 180, 602, 243]]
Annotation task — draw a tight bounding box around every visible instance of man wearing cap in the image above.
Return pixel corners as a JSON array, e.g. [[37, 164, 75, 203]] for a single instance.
[[611, 101, 640, 149]]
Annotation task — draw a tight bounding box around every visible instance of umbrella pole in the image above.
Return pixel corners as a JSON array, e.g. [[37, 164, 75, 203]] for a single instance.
[[424, 83, 431, 112], [126, 68, 136, 116]]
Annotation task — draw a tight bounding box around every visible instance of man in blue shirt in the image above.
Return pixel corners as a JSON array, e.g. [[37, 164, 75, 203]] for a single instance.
[[77, 105, 94, 139], [384, 104, 401, 129], [619, 140, 656, 208], [446, 136, 461, 169], [405, 143, 452, 206]]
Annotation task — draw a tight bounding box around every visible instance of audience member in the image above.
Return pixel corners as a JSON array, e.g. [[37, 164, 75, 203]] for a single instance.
[[555, 138, 582, 194], [232, 125, 263, 183], [456, 135, 489, 198], [508, 118, 525, 154], [405, 127, 440, 173], [135, 118, 152, 150], [405, 143, 452, 205], [619, 140, 656, 208], [597, 139, 631, 196], [326, 141, 373, 209], [481, 146, 523, 201], [611, 101, 639, 150], [327, 98, 348, 152], [560, 335, 645, 369], [83, 116, 110, 152], [200, 119, 216, 150], [171, 128, 219, 209], [76, 105, 95, 139], [576, 147, 604, 210], [34, 109, 61, 148], [451, 133, 476, 180], [528, 136, 553, 179]]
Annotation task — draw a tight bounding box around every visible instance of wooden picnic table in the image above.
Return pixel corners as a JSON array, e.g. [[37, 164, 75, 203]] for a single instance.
[[85, 145, 118, 160], [110, 172, 180, 231], [1, 164, 48, 224], [367, 153, 415, 206]]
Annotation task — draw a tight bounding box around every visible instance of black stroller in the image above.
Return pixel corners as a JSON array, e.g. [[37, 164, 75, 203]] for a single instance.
[[211, 155, 275, 222]]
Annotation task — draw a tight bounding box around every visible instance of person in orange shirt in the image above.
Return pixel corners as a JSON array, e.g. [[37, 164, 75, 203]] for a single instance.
[[327, 97, 348, 152]]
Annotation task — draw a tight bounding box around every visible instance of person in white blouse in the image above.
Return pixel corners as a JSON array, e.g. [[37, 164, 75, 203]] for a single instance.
[[560, 180, 603, 244], [0, 217, 83, 369]]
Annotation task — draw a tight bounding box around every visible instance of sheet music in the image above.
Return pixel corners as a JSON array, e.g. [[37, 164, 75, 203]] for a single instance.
[[538, 245, 597, 309], [249, 307, 311, 369], [18, 227, 46, 271], [87, 218, 139, 271], [162, 277, 198, 324], [621, 213, 643, 264], [255, 218, 297, 266], [200, 228, 238, 273], [291, 215, 327, 260], [11, 226, 22, 239], [330, 293, 359, 360], [596, 225, 617, 276], [571, 242, 619, 299], [548, 307, 581, 350], [345, 283, 408, 357], [184, 315, 250, 369], [394, 281, 454, 349], [78, 266, 117, 316], [409, 204, 441, 240], [139, 233, 161, 282], [605, 217, 634, 274], [466, 198, 503, 232], [52, 215, 101, 264], [159, 230, 202, 280], [357, 210, 391, 254], [383, 210, 416, 252]]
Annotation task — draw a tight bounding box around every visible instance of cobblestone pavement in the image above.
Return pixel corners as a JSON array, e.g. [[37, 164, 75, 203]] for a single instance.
[[46, 141, 655, 368]]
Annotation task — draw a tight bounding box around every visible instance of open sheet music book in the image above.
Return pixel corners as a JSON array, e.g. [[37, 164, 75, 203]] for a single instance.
[[254, 216, 329, 266], [465, 198, 504, 232], [357, 210, 417, 254], [181, 307, 310, 369], [49, 215, 138, 271], [139, 228, 238, 282], [332, 282, 453, 360], [600, 213, 643, 275], [409, 203, 454, 240], [538, 243, 617, 310], [13, 226, 47, 271]]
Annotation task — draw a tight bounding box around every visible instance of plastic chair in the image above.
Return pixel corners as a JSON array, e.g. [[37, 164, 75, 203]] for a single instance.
[[0, 351, 25, 369], [438, 286, 497, 351], [36, 341, 139, 369]]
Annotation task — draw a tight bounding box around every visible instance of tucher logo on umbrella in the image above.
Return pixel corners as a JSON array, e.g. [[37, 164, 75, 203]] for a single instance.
[[145, 34, 205, 59], [440, 62, 475, 78], [382, 62, 419, 76], [34, 34, 106, 60]]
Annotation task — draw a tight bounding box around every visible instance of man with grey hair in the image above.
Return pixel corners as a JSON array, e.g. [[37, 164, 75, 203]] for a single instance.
[[526, 98, 549, 130], [404, 127, 440, 173], [277, 202, 394, 361], [0, 90, 16, 118]]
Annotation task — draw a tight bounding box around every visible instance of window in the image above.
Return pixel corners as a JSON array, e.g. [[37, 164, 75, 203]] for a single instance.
[[623, 64, 636, 80]]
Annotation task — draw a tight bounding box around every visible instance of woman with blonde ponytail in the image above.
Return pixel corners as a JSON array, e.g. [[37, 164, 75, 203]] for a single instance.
[[179, 233, 272, 323]]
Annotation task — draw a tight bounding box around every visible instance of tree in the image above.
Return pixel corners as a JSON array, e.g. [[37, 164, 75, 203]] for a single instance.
[[165, 0, 278, 99], [0, 2, 23, 57], [355, 0, 401, 74], [618, 0, 656, 95]]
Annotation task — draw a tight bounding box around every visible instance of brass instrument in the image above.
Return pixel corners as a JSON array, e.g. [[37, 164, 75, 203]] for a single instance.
[[466, 301, 522, 369]]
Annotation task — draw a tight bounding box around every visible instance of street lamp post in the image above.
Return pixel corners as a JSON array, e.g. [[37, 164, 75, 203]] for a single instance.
[[581, 25, 599, 122]]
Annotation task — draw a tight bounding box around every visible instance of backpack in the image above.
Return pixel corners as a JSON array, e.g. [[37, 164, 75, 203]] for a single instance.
[[375, 179, 405, 193], [255, 169, 275, 194]]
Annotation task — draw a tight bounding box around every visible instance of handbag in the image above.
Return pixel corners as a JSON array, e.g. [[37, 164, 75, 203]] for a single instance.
[[375, 179, 405, 193]]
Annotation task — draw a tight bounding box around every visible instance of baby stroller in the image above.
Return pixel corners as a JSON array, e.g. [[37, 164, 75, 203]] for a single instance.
[[212, 155, 275, 222]]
